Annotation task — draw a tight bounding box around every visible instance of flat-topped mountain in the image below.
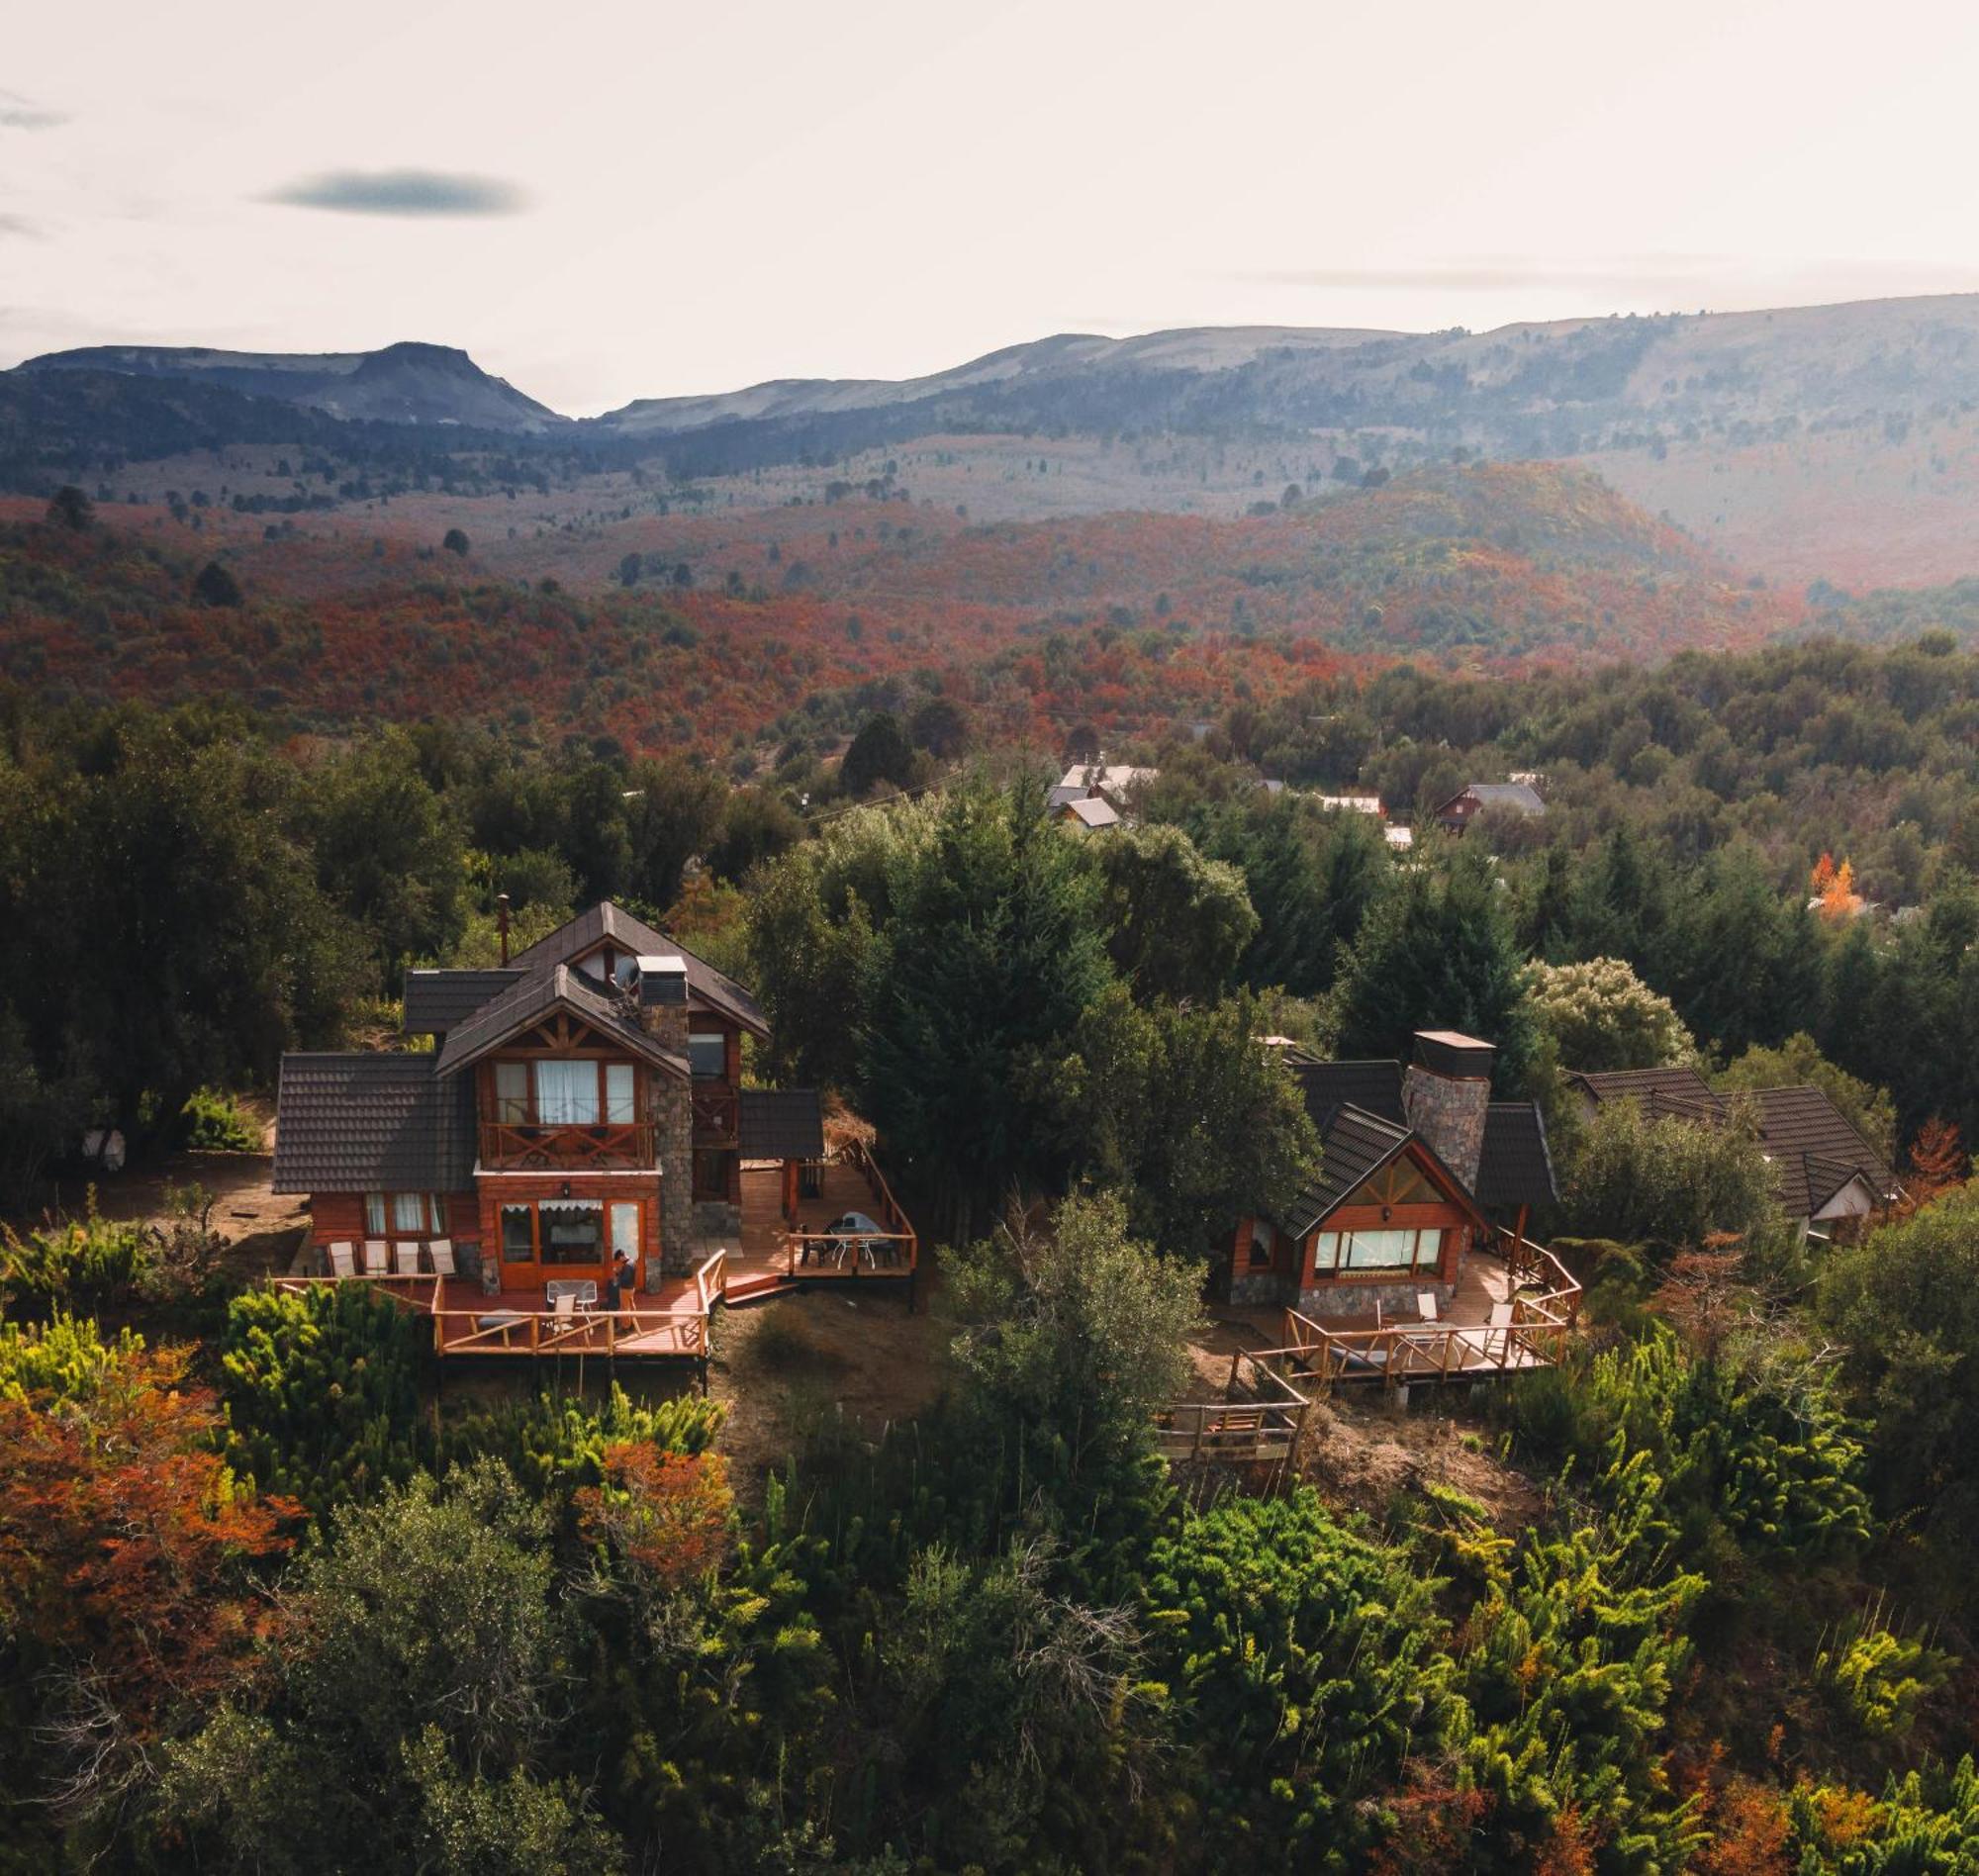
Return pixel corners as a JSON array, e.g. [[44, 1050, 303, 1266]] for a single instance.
[[16, 339, 566, 434]]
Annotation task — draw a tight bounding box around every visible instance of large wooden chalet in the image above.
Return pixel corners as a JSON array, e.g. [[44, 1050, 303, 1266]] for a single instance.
[[1226, 1030, 1556, 1318], [272, 904, 912, 1356]]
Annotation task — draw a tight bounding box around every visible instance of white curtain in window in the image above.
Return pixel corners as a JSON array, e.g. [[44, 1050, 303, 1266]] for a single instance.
[[392, 1192, 425, 1233], [533, 1060, 600, 1124], [364, 1192, 387, 1236], [605, 1063, 636, 1124], [610, 1202, 640, 1260]]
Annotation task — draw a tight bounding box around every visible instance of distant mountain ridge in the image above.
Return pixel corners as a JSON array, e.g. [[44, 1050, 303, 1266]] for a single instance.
[[16, 339, 566, 434]]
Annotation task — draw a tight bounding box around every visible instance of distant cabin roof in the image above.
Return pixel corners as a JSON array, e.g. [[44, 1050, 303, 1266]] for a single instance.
[[1062, 796, 1120, 830], [1440, 782, 1546, 817], [1051, 763, 1157, 803]]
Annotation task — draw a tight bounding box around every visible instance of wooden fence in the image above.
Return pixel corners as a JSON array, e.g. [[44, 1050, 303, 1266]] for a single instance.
[[1155, 1349, 1315, 1465]]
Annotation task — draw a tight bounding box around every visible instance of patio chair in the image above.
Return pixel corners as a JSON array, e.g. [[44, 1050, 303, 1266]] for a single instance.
[[427, 1239, 455, 1277], [1416, 1290, 1440, 1324], [551, 1290, 577, 1320], [361, 1240, 390, 1277], [328, 1241, 356, 1279], [1485, 1301, 1516, 1362], [393, 1242, 421, 1277]]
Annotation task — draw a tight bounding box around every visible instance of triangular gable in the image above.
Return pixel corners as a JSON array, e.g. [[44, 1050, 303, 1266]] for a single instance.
[[431, 965, 688, 1080]]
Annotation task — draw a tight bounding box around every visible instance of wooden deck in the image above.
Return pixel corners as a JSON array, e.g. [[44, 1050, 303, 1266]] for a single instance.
[[1154, 1236, 1583, 1462], [723, 1145, 918, 1296]]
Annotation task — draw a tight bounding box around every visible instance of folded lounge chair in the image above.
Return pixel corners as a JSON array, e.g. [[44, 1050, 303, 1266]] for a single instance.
[[393, 1242, 421, 1277], [328, 1241, 356, 1278], [361, 1240, 390, 1277], [427, 1239, 455, 1277]]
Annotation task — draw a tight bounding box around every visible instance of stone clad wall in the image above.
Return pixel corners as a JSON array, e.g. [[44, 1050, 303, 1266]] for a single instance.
[[636, 998, 696, 1283], [1402, 1065, 1488, 1190]]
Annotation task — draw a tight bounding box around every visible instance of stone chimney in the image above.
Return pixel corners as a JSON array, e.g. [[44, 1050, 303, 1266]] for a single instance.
[[628, 955, 696, 1281], [1401, 1030, 1495, 1194]]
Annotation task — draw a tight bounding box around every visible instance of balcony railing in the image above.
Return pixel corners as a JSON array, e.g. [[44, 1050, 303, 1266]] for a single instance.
[[479, 1120, 657, 1171], [691, 1086, 739, 1143]]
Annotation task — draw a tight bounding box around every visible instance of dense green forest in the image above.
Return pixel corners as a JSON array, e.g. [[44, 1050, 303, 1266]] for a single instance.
[[10, 623, 1979, 1868]]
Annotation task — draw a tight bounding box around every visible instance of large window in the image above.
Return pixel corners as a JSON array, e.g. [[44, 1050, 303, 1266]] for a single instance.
[[533, 1060, 600, 1125], [539, 1199, 604, 1265], [1312, 1227, 1445, 1275], [489, 1059, 643, 1126], [605, 1063, 636, 1124], [366, 1192, 447, 1237], [494, 1062, 529, 1122]]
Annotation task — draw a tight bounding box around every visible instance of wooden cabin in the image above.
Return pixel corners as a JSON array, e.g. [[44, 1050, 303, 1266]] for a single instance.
[[273, 902, 824, 1298], [1227, 1030, 1556, 1318]]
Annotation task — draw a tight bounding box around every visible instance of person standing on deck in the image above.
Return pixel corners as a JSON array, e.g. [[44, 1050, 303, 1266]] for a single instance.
[[603, 1249, 634, 1313]]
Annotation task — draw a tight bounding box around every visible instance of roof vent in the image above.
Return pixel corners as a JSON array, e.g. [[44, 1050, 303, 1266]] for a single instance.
[[631, 954, 688, 1007]]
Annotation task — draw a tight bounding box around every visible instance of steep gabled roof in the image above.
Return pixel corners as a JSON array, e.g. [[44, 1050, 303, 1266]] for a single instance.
[[738, 1088, 825, 1162], [1279, 1101, 1487, 1239], [1750, 1084, 1897, 1217], [1292, 1058, 1407, 1128], [430, 964, 688, 1080], [402, 969, 525, 1036], [1476, 1101, 1558, 1210], [272, 1054, 476, 1195], [1062, 796, 1120, 830], [507, 900, 769, 1037]]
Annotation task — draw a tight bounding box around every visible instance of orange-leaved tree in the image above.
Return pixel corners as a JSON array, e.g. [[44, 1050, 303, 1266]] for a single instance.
[[0, 1333, 300, 1820], [576, 1443, 732, 1590]]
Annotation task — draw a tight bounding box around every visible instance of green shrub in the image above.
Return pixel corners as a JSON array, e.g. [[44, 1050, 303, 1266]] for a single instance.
[[0, 1312, 141, 1403], [179, 1087, 260, 1152], [1815, 1600, 1953, 1740], [220, 1282, 425, 1520], [439, 1384, 722, 1502], [0, 1198, 143, 1312]]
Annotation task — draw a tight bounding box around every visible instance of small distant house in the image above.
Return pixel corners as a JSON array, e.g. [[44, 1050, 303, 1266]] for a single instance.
[[1434, 781, 1546, 834], [1383, 824, 1414, 852], [1048, 762, 1158, 813], [1227, 1030, 1556, 1317], [1316, 793, 1384, 816], [1058, 795, 1120, 833], [1563, 1066, 1900, 1240]]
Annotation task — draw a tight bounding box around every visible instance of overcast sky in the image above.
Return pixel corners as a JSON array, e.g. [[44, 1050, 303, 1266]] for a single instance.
[[9, 0, 1979, 415]]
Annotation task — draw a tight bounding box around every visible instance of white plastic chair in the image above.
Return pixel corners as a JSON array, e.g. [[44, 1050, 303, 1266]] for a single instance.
[[427, 1239, 456, 1277], [328, 1241, 356, 1278], [1416, 1290, 1440, 1324], [361, 1240, 390, 1276]]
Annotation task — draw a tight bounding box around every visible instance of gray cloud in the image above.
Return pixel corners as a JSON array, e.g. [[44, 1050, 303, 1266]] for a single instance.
[[0, 89, 68, 131], [0, 215, 43, 239], [263, 167, 528, 217]]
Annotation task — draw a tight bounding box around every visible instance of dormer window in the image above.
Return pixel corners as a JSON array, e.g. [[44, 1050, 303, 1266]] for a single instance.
[[489, 1058, 643, 1127], [534, 1060, 601, 1124]]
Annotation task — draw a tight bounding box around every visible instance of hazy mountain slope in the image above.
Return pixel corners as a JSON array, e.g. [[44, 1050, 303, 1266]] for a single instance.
[[17, 340, 566, 433]]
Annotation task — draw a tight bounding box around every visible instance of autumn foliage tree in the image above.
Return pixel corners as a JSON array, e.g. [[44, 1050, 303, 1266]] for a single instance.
[[0, 1330, 297, 1828]]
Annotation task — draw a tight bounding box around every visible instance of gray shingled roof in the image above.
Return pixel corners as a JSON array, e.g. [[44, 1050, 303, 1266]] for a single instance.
[[1751, 1084, 1896, 1218], [1568, 1065, 1728, 1124], [1458, 782, 1546, 815], [272, 1054, 476, 1194], [1282, 1103, 1413, 1237], [402, 969, 524, 1036], [431, 964, 688, 1080], [1476, 1101, 1557, 1210], [1293, 1059, 1406, 1128], [738, 1088, 825, 1161], [506, 900, 769, 1037]]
